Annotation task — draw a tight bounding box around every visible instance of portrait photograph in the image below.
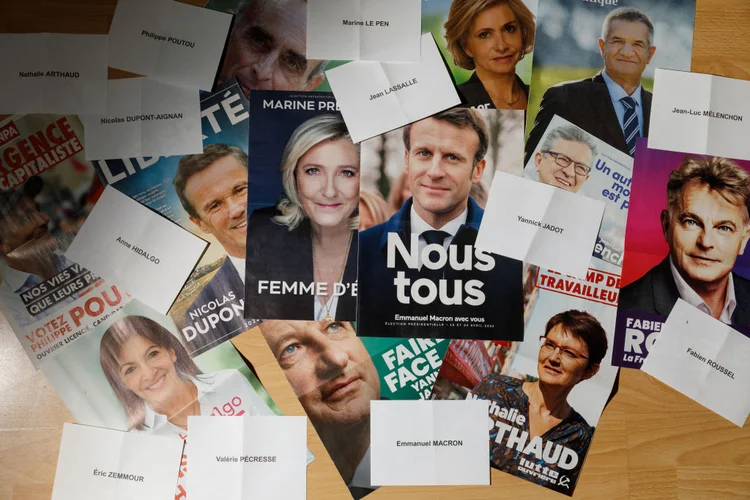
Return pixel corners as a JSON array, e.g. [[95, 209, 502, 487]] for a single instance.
[[42, 299, 281, 437], [245, 91, 358, 322], [422, 0, 538, 110], [525, 0, 696, 160], [357, 108, 526, 340], [255, 319, 448, 498], [432, 304, 617, 495], [614, 140, 750, 367]]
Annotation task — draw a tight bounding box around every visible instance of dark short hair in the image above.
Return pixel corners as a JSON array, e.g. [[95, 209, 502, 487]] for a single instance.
[[174, 144, 248, 219], [100, 315, 201, 431], [601, 7, 655, 47], [402, 108, 489, 166], [667, 156, 750, 224], [444, 0, 536, 71], [544, 309, 608, 367]]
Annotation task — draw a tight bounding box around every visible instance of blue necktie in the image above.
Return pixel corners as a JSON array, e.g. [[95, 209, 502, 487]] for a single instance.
[[620, 96, 639, 156]]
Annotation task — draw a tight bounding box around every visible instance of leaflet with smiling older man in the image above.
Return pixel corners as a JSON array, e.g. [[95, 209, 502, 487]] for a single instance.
[[357, 108, 525, 340], [525, 0, 696, 160]]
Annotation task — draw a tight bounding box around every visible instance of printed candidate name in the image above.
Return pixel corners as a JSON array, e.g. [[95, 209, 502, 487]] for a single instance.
[[116, 236, 160, 264], [396, 440, 464, 447], [467, 392, 579, 471], [687, 347, 736, 379], [141, 30, 195, 48], [671, 107, 743, 121], [370, 79, 418, 101], [517, 216, 564, 234], [19, 71, 80, 78], [100, 114, 184, 125], [215, 455, 277, 463], [343, 20, 390, 26], [93, 468, 144, 482]]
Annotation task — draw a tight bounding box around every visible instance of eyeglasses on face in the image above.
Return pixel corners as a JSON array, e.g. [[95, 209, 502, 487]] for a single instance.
[[541, 151, 591, 176], [539, 336, 589, 363]]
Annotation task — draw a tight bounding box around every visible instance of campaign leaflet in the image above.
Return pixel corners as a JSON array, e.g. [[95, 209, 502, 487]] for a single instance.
[[205, 0, 348, 98], [430, 270, 620, 495], [613, 140, 750, 368], [41, 299, 286, 500], [93, 80, 257, 358], [421, 0, 537, 109], [254, 320, 448, 498], [525, 0, 696, 161], [245, 91, 358, 321], [357, 108, 526, 340], [0, 114, 129, 368], [525, 115, 632, 268]]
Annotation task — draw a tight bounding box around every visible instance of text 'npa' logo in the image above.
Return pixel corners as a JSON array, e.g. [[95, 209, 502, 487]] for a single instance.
[[0, 121, 19, 147]]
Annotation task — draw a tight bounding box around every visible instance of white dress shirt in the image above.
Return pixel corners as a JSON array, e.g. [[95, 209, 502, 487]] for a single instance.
[[669, 257, 737, 323], [410, 206, 468, 269]]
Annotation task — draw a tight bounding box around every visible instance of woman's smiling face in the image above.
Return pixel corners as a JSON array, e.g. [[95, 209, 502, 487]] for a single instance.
[[295, 137, 360, 231], [117, 334, 181, 408], [463, 3, 524, 76]]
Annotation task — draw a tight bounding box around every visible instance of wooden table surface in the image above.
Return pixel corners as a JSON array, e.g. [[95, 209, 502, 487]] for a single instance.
[[1, 0, 750, 499]]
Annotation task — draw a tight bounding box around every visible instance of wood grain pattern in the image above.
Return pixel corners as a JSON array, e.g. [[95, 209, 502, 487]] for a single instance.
[[1, 0, 750, 498]]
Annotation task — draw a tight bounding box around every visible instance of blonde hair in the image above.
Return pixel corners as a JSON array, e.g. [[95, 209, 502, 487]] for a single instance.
[[274, 114, 359, 230], [445, 0, 536, 71], [359, 189, 392, 229]]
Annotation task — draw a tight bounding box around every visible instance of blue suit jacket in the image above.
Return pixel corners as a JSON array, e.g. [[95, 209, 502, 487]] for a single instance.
[[357, 197, 523, 340], [182, 256, 255, 356]]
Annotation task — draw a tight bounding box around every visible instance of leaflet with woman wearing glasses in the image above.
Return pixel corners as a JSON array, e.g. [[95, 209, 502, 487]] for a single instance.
[[469, 310, 608, 494]]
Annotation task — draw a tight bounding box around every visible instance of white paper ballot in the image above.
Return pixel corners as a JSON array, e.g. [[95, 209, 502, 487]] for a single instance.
[[642, 299, 750, 427], [187, 416, 306, 500], [325, 33, 460, 143], [0, 34, 107, 114], [370, 400, 489, 486], [83, 78, 202, 161], [108, 0, 232, 90], [649, 69, 750, 161], [51, 423, 183, 500], [477, 171, 605, 279], [307, 0, 421, 62], [65, 186, 207, 314]]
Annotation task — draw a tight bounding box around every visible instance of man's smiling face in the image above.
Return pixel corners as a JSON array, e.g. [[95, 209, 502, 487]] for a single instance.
[[535, 138, 592, 193], [598, 19, 655, 82], [663, 181, 750, 289], [184, 155, 248, 258]]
